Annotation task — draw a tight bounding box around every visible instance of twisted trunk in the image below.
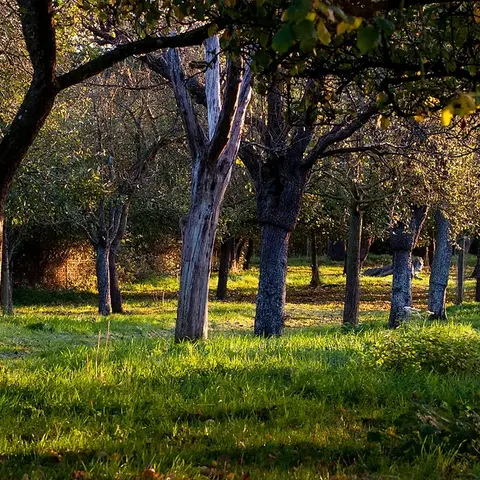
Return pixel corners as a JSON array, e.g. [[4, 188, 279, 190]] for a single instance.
[[96, 242, 111, 316], [428, 211, 451, 319], [388, 206, 427, 328], [310, 229, 320, 287], [343, 206, 363, 327]]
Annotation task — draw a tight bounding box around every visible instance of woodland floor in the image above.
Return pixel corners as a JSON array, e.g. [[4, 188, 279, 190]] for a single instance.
[[1, 255, 480, 479]]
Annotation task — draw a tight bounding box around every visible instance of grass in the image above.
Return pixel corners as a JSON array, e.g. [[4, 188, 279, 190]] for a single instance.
[[1, 257, 480, 479]]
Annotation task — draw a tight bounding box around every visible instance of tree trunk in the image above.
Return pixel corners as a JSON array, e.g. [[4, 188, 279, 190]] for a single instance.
[[343, 206, 363, 327], [428, 211, 451, 319], [474, 244, 480, 302], [243, 238, 254, 270], [310, 229, 320, 287], [109, 248, 123, 314], [216, 238, 231, 300], [360, 236, 373, 267], [455, 236, 466, 305], [235, 238, 245, 269], [109, 204, 129, 314], [96, 243, 111, 316], [1, 222, 13, 315], [254, 224, 291, 337], [330, 240, 346, 261], [388, 206, 427, 328], [389, 249, 412, 327], [176, 174, 226, 341]]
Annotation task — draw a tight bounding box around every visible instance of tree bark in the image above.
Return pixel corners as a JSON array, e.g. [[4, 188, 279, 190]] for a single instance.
[[243, 238, 254, 270], [109, 249, 122, 313], [109, 204, 129, 313], [428, 210, 451, 319], [310, 229, 320, 287], [216, 238, 231, 300], [171, 39, 251, 341], [254, 224, 291, 337], [96, 243, 111, 316], [1, 222, 13, 315], [455, 236, 466, 305], [176, 170, 228, 340], [343, 206, 363, 327], [360, 236, 373, 267], [388, 206, 427, 328], [474, 243, 480, 302], [330, 240, 346, 261], [234, 238, 245, 270]]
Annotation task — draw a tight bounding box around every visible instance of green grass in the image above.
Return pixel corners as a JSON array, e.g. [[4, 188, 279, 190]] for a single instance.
[[1, 258, 480, 479]]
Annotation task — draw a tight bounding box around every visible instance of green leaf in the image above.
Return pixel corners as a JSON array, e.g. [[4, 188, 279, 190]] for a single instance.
[[272, 24, 295, 54], [357, 25, 381, 53], [295, 19, 317, 51]]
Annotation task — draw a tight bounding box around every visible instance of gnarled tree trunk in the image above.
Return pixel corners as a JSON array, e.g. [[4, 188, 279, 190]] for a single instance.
[[388, 206, 427, 328], [343, 205, 363, 327], [428, 210, 451, 319]]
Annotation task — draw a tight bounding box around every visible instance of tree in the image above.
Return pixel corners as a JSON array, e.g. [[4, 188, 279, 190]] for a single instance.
[[239, 83, 378, 336], [0, 0, 218, 289], [164, 37, 252, 341]]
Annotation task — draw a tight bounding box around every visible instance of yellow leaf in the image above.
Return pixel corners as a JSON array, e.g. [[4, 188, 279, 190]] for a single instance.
[[336, 21, 348, 35], [352, 17, 362, 29], [458, 93, 476, 116], [317, 20, 331, 45], [474, 4, 480, 23], [336, 17, 362, 35], [306, 11, 316, 21], [377, 115, 391, 129], [441, 104, 454, 126], [414, 113, 425, 122]]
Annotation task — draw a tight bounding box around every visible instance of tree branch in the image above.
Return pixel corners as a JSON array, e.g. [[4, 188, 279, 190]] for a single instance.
[[56, 22, 218, 91], [303, 105, 379, 169], [206, 56, 242, 164], [167, 47, 206, 160]]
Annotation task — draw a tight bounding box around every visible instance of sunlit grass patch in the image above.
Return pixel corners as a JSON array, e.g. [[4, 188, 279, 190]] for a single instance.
[[2, 257, 480, 478]]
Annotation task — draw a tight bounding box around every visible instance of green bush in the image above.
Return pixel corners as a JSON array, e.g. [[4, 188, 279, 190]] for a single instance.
[[363, 324, 480, 374]]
